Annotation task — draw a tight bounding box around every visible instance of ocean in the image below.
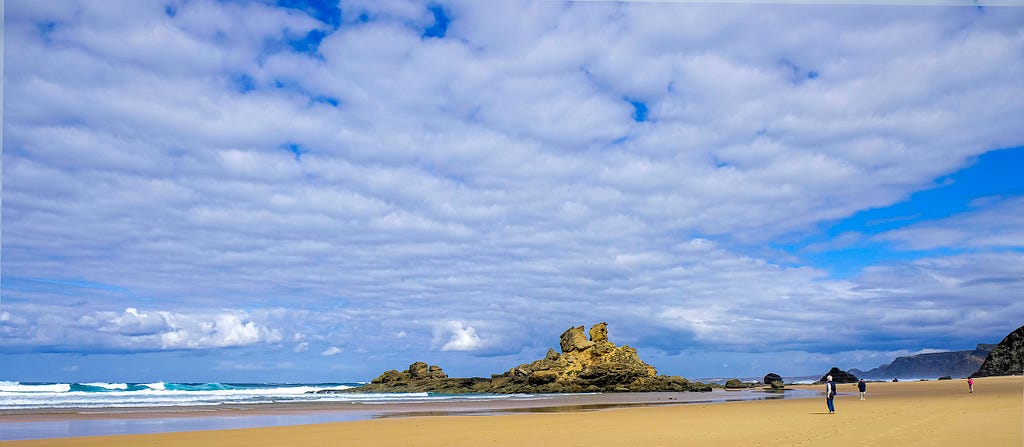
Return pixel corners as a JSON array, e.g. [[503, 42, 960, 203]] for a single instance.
[[0, 380, 528, 410], [0, 380, 823, 441], [1, 377, 828, 411]]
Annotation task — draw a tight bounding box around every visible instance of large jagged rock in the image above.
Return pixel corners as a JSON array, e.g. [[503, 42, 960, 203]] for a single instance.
[[971, 324, 1024, 378], [492, 323, 663, 392], [590, 323, 609, 343], [328, 323, 711, 394], [560, 325, 595, 352], [819, 367, 858, 383]]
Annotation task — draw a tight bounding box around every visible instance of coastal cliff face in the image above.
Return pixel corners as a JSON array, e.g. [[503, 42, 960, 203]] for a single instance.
[[335, 323, 710, 394], [971, 324, 1024, 378], [849, 345, 993, 380]]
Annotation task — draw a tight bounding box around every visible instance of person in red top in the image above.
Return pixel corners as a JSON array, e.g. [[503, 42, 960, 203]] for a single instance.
[[967, 377, 974, 393]]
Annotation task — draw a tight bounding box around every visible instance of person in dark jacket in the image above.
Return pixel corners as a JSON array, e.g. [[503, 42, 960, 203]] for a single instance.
[[858, 379, 867, 400], [825, 375, 837, 413]]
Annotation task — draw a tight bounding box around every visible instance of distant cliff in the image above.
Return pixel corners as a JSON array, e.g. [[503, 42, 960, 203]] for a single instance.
[[849, 345, 993, 380], [971, 324, 1024, 378]]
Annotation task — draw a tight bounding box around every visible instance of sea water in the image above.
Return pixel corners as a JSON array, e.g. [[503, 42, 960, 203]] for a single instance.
[[0, 380, 524, 410], [0, 380, 820, 441]]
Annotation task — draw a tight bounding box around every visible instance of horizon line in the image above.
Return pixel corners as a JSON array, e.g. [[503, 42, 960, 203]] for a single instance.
[[560, 0, 1020, 7]]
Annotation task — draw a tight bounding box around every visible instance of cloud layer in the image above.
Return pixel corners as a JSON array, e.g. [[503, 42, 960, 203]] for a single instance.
[[2, 0, 1023, 380]]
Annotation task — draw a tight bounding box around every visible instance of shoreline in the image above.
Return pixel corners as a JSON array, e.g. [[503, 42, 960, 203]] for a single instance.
[[1, 376, 1019, 446], [0, 388, 815, 440]]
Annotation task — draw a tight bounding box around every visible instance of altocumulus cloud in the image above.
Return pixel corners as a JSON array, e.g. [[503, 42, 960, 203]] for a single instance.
[[320, 347, 342, 357], [1, 305, 281, 353], [438, 321, 486, 352], [1, 0, 1023, 380]]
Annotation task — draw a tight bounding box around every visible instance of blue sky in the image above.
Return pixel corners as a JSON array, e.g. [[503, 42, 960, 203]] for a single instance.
[[2, 0, 1023, 383]]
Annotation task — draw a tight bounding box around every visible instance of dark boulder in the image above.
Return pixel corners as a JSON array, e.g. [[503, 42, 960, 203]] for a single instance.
[[820, 367, 858, 383], [763, 373, 783, 386]]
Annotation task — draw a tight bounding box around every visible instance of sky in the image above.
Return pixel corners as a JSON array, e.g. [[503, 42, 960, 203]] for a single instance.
[[2, 0, 1023, 383]]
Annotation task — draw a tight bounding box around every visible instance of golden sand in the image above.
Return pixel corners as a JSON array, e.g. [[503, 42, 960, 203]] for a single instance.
[[3, 375, 1020, 447]]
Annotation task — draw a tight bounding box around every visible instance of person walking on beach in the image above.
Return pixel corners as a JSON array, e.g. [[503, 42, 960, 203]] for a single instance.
[[825, 375, 837, 414], [967, 377, 974, 393], [858, 379, 867, 400]]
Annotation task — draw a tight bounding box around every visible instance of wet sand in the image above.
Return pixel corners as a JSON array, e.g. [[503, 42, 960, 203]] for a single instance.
[[1, 376, 1020, 446], [0, 389, 808, 440], [0, 389, 806, 422]]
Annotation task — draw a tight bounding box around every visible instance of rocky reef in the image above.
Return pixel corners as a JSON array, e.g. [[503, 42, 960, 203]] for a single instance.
[[971, 324, 1024, 378], [326, 323, 712, 394], [819, 366, 859, 383], [344, 361, 492, 393]]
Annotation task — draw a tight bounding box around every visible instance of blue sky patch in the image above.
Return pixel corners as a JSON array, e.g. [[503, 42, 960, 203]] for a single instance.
[[233, 74, 256, 93], [628, 99, 648, 122], [277, 0, 341, 28], [422, 5, 450, 39], [283, 143, 307, 160], [288, 29, 327, 55], [788, 145, 1024, 277]]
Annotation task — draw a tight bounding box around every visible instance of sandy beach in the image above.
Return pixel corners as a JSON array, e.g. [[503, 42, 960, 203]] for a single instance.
[[2, 376, 1020, 446]]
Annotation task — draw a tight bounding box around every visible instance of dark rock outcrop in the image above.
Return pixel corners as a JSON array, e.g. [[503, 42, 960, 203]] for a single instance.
[[820, 367, 858, 383], [332, 361, 491, 393], [327, 323, 712, 394], [971, 324, 1024, 378], [763, 373, 783, 389], [849, 345, 993, 380], [724, 379, 749, 389]]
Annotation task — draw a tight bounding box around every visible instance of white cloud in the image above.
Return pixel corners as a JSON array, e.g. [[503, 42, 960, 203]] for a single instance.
[[440, 321, 486, 352], [2, 0, 1023, 379], [105, 308, 168, 336], [160, 312, 281, 350], [321, 346, 342, 356]]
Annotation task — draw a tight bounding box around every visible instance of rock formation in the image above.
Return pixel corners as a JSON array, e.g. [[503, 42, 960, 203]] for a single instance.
[[763, 373, 784, 389], [347, 361, 491, 393], [724, 379, 749, 389], [971, 324, 1024, 378], [491, 323, 661, 391], [819, 367, 858, 383], [327, 323, 712, 394], [849, 345, 993, 380]]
